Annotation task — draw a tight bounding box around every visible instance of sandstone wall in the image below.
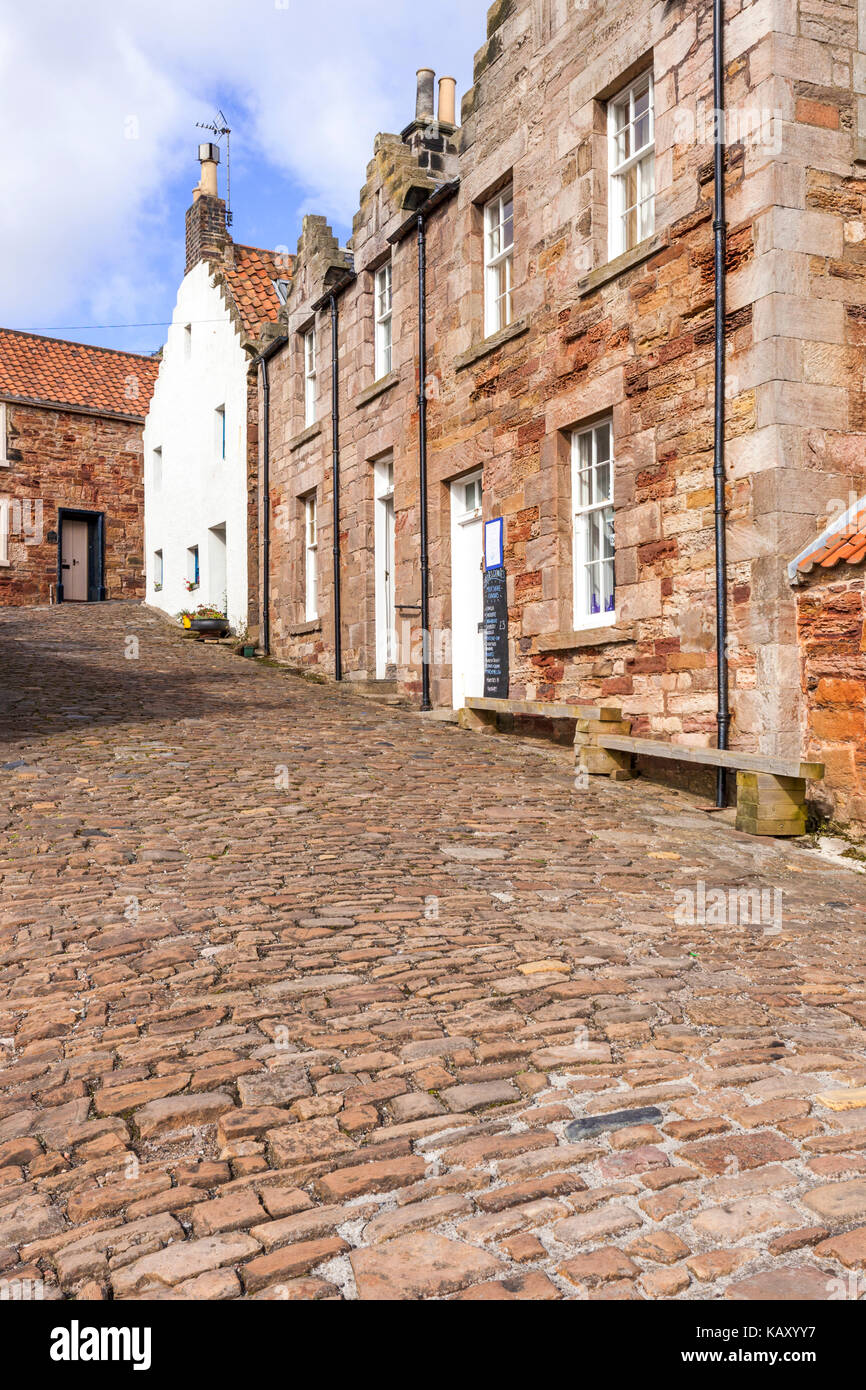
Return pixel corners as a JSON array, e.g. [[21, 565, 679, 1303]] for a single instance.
[[0, 402, 145, 605]]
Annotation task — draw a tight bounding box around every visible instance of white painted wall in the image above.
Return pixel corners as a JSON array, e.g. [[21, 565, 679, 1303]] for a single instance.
[[143, 261, 251, 632]]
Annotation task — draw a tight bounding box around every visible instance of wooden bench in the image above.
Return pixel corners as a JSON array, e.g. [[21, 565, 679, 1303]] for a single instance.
[[459, 697, 628, 746], [593, 734, 824, 837]]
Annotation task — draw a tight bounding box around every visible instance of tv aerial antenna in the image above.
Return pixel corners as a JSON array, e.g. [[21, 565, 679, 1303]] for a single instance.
[[196, 109, 232, 227]]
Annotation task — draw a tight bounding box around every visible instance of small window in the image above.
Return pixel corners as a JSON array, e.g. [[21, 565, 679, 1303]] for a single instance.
[[186, 544, 199, 591], [0, 499, 10, 566], [463, 477, 482, 516], [153, 548, 163, 592], [184, 324, 192, 358], [214, 406, 226, 460], [152, 446, 162, 491], [484, 187, 514, 336], [273, 279, 291, 306], [304, 327, 317, 429], [304, 494, 318, 621], [608, 72, 655, 258], [572, 420, 615, 627], [0, 402, 8, 467], [374, 261, 393, 379]]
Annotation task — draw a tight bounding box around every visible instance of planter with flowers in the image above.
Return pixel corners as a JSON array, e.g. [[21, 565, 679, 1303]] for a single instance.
[[178, 603, 230, 637]]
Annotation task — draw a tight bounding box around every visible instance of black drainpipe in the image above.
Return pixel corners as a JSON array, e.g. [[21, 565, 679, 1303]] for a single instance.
[[329, 291, 343, 682], [712, 0, 730, 808], [416, 212, 431, 711]]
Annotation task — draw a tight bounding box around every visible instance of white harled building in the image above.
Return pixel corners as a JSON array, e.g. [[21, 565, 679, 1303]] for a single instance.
[[143, 144, 287, 634]]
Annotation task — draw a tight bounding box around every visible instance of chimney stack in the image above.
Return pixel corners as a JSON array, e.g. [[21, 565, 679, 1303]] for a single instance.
[[438, 76, 456, 127], [185, 143, 228, 276], [415, 68, 436, 123]]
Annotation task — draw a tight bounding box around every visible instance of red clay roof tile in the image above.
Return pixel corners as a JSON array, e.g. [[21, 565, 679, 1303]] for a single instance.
[[0, 328, 159, 420]]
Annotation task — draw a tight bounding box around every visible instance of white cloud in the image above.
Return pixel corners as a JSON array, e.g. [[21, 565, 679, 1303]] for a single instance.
[[0, 0, 488, 338]]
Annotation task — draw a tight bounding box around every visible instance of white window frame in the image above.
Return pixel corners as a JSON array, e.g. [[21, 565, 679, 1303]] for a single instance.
[[186, 544, 199, 591], [0, 498, 10, 566], [572, 420, 616, 629], [151, 446, 162, 491], [0, 402, 8, 467], [304, 493, 318, 621], [183, 323, 192, 359], [484, 187, 514, 337], [608, 71, 655, 260], [303, 327, 317, 429], [153, 548, 163, 591], [374, 261, 393, 380]]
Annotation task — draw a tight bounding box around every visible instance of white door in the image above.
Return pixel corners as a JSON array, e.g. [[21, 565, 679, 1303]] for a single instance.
[[61, 519, 89, 601], [450, 473, 484, 708], [375, 459, 396, 678]]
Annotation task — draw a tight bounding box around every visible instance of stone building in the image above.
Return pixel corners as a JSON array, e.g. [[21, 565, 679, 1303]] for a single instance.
[[0, 329, 159, 605], [261, 0, 866, 826], [790, 499, 866, 829], [144, 145, 289, 633]]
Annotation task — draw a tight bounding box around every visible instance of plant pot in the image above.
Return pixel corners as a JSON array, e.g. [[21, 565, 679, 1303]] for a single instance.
[[190, 618, 229, 635]]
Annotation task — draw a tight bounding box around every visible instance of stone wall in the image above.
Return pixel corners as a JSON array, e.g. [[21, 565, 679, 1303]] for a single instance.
[[0, 402, 145, 605], [265, 0, 866, 775], [797, 567, 866, 830]]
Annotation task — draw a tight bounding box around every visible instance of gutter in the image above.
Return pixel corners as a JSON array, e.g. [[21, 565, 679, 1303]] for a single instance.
[[311, 270, 356, 682], [712, 0, 730, 809], [389, 180, 459, 710], [254, 333, 288, 655]]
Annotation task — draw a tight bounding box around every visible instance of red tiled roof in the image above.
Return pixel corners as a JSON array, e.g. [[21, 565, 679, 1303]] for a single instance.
[[221, 244, 291, 339], [0, 328, 160, 420], [796, 503, 866, 574]]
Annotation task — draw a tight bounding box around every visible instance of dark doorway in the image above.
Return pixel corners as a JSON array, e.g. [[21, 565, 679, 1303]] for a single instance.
[[57, 509, 105, 602]]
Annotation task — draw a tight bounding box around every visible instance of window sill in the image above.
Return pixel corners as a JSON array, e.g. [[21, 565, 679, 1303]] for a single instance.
[[577, 231, 667, 299], [355, 371, 399, 408], [536, 622, 635, 652], [289, 422, 322, 452], [0, 559, 10, 569], [455, 317, 529, 372], [290, 618, 322, 636]]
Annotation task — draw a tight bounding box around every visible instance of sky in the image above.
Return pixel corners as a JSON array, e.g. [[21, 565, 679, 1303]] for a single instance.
[[0, 0, 490, 356]]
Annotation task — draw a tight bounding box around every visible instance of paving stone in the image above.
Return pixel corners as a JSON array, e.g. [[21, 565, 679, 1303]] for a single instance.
[[553, 1203, 642, 1245], [677, 1131, 799, 1176], [690, 1198, 802, 1242], [241, 1236, 349, 1293], [439, 1080, 520, 1112], [111, 1232, 261, 1297], [565, 1107, 663, 1141], [814, 1227, 866, 1266], [350, 1233, 503, 1300], [135, 1091, 234, 1139], [0, 1193, 64, 1247], [453, 1271, 560, 1299], [315, 1155, 426, 1202], [190, 1191, 265, 1237], [726, 1266, 838, 1301], [558, 1247, 640, 1288], [802, 1179, 866, 1224]]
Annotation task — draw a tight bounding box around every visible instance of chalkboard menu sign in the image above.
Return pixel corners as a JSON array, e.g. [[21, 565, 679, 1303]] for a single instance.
[[483, 566, 509, 699]]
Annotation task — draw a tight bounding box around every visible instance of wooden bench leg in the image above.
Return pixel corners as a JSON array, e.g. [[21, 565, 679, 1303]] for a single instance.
[[735, 772, 808, 837], [457, 706, 498, 734], [574, 717, 634, 781]]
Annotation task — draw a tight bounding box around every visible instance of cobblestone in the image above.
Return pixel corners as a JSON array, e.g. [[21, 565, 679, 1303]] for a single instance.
[[1, 602, 866, 1300]]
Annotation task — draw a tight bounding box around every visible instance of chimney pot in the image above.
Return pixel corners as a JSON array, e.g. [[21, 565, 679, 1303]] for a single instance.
[[415, 67, 435, 122], [197, 142, 220, 199], [438, 76, 457, 127]]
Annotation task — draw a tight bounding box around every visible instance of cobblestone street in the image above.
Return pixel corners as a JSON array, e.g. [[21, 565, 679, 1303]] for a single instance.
[[2, 601, 866, 1302]]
